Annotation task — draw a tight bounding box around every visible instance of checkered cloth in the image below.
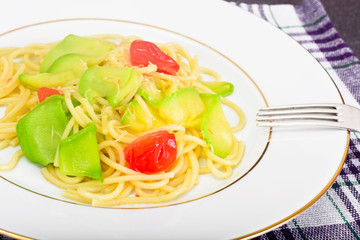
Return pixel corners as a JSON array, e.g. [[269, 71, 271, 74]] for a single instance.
[[227, 0, 360, 239]]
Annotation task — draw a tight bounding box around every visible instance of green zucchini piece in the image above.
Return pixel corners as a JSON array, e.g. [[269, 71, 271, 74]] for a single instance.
[[79, 66, 140, 107], [121, 100, 147, 131], [202, 81, 234, 97], [40, 34, 114, 73], [158, 88, 204, 128], [18, 71, 76, 89], [137, 80, 164, 106], [58, 122, 102, 180], [16, 95, 69, 166], [121, 100, 164, 131], [47, 53, 89, 78], [200, 93, 233, 158], [19, 54, 89, 89]]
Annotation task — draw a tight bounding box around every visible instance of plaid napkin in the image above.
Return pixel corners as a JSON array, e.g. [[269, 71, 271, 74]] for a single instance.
[[227, 0, 360, 239]]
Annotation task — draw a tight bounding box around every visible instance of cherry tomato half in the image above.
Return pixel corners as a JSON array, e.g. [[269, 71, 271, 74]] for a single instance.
[[123, 130, 177, 174], [130, 40, 180, 75], [37, 87, 63, 102]]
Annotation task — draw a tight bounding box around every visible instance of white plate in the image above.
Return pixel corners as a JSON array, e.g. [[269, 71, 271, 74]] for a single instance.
[[0, 1, 348, 239], [0, 18, 270, 208]]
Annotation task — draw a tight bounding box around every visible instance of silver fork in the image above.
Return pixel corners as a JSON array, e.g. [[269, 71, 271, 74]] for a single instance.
[[256, 103, 360, 132]]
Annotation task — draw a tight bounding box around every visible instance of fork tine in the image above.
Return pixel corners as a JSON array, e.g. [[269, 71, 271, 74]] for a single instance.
[[257, 103, 360, 132], [256, 114, 340, 122], [257, 108, 339, 116], [256, 119, 344, 129], [258, 103, 339, 111], [257, 104, 342, 127], [257, 104, 341, 117]]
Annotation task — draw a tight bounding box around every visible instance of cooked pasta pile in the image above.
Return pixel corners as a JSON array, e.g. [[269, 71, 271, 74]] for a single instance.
[[0, 34, 245, 206]]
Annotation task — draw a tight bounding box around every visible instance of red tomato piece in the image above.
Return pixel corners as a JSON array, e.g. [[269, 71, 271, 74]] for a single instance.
[[130, 40, 180, 75], [37, 87, 63, 102], [124, 130, 177, 174]]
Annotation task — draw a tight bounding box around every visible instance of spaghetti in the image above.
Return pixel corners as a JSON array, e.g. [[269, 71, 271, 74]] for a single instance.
[[0, 34, 245, 206]]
